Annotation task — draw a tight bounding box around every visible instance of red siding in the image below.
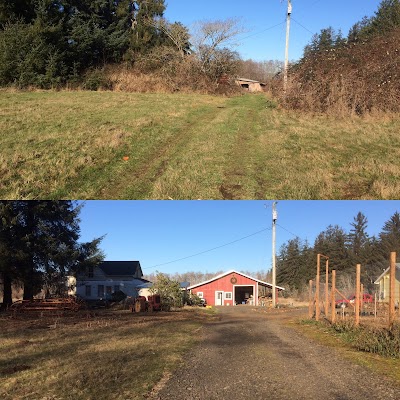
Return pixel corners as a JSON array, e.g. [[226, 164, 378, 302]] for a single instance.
[[192, 272, 258, 306]]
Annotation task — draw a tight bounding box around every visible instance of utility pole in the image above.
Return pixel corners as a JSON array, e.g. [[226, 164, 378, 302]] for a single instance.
[[272, 202, 278, 307], [283, 0, 292, 92]]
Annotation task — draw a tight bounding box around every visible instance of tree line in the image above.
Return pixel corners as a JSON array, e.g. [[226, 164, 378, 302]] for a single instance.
[[0, 1, 281, 91], [276, 211, 400, 296], [0, 0, 173, 87], [302, 0, 400, 58], [0, 201, 104, 308]]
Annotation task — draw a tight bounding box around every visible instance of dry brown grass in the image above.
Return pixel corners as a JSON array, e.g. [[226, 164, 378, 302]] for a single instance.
[[0, 308, 213, 400]]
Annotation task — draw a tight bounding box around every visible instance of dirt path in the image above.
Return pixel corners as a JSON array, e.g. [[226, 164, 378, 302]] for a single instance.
[[151, 307, 399, 400]]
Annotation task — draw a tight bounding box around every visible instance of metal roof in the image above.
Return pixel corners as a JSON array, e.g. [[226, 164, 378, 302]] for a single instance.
[[235, 77, 266, 85], [187, 269, 285, 291]]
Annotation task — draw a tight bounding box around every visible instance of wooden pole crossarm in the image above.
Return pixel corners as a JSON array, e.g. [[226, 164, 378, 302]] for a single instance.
[[319, 254, 329, 259]]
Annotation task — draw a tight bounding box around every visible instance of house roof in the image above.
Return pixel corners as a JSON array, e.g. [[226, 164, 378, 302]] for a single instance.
[[187, 270, 285, 291], [374, 263, 400, 284], [98, 261, 142, 276]]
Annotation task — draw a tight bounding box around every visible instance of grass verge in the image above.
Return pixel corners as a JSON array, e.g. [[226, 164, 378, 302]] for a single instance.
[[0, 308, 213, 400], [292, 318, 400, 385], [1, 90, 400, 199]]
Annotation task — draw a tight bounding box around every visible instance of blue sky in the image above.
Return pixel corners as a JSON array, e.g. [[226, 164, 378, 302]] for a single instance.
[[78, 201, 400, 277], [163, 0, 382, 61]]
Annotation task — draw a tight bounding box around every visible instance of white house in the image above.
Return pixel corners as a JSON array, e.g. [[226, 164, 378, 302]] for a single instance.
[[374, 263, 400, 303], [68, 261, 151, 300]]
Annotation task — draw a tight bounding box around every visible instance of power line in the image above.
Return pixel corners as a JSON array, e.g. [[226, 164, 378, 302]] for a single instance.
[[236, 20, 286, 42], [292, 17, 315, 36], [143, 227, 271, 270], [276, 223, 301, 239]]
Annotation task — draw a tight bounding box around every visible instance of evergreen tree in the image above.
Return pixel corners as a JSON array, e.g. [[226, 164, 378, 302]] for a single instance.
[[303, 27, 339, 58], [127, 0, 166, 56], [379, 211, 400, 257], [0, 201, 104, 306], [371, 0, 400, 33], [347, 212, 370, 263], [0, 202, 23, 307], [314, 225, 351, 272], [277, 237, 313, 291]]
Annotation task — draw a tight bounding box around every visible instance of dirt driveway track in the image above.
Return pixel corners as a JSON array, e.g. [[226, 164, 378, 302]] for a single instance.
[[152, 306, 399, 400]]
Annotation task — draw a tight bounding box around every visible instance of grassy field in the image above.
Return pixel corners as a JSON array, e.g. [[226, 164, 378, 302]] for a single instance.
[[1, 90, 400, 199], [0, 308, 214, 400]]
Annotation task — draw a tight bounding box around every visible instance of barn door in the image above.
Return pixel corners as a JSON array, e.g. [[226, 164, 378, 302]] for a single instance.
[[215, 291, 223, 306]]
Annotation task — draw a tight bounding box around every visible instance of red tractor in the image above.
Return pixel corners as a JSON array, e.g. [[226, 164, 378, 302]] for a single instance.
[[131, 295, 161, 313]]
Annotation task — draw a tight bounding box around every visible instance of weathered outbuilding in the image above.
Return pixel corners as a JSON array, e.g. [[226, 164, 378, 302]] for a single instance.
[[235, 78, 266, 92]]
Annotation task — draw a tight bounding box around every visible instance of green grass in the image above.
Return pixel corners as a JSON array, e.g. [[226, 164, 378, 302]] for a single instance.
[[0, 308, 212, 400], [1, 90, 400, 199]]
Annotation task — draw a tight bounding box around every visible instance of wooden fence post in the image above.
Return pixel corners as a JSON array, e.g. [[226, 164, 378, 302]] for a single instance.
[[316, 254, 321, 321], [360, 283, 364, 313], [325, 259, 329, 317], [309, 279, 314, 319], [355, 264, 361, 326], [389, 252, 396, 328], [331, 270, 336, 323]]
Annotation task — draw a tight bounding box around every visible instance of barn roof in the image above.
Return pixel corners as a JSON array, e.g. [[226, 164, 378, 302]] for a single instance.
[[374, 263, 400, 284], [98, 261, 142, 276], [187, 270, 285, 291]]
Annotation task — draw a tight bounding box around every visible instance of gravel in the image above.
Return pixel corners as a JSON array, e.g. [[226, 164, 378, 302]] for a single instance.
[[150, 306, 400, 400]]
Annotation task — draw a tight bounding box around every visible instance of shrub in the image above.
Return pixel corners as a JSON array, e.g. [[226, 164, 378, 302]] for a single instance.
[[82, 68, 113, 91], [353, 324, 400, 358], [332, 321, 400, 358], [0, 21, 66, 88], [274, 27, 400, 115]]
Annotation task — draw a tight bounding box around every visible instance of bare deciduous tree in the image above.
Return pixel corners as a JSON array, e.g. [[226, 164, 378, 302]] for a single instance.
[[191, 18, 245, 79], [146, 17, 191, 57]]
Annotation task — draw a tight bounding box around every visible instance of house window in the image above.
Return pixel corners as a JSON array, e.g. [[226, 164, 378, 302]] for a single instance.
[[114, 285, 120, 292], [98, 285, 104, 298], [85, 285, 91, 297], [225, 292, 232, 300], [88, 266, 94, 278], [106, 286, 112, 295], [197, 292, 203, 298]]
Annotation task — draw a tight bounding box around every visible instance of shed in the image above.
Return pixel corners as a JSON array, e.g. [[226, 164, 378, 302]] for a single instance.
[[235, 78, 266, 93], [188, 270, 284, 306], [374, 263, 400, 303]]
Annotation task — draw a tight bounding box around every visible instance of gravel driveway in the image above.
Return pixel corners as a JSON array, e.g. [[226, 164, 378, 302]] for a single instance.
[[151, 306, 399, 400]]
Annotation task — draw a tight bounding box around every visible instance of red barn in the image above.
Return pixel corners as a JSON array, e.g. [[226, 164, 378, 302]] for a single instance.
[[188, 270, 285, 306]]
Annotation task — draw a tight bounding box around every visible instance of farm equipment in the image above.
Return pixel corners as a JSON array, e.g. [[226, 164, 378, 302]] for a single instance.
[[130, 295, 161, 313]]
